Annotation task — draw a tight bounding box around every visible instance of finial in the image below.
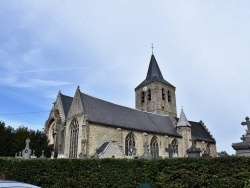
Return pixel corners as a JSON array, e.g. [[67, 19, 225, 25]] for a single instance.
[[151, 43, 154, 55], [77, 85, 80, 90], [181, 106, 183, 110]]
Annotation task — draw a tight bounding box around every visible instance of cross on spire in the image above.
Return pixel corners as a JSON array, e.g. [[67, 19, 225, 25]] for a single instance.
[[151, 43, 154, 55]]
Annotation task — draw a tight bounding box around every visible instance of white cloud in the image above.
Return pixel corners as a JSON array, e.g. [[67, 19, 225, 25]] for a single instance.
[[0, 75, 70, 88]]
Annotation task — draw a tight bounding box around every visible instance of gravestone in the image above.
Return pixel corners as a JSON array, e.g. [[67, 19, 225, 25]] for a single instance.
[[51, 151, 55, 159], [140, 142, 152, 159], [22, 138, 32, 159], [186, 137, 201, 158], [39, 150, 46, 158], [31, 150, 37, 159], [79, 143, 87, 159], [94, 148, 99, 159], [232, 117, 250, 156]]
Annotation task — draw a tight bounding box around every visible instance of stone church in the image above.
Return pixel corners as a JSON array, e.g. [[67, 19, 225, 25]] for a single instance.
[[45, 53, 216, 158]]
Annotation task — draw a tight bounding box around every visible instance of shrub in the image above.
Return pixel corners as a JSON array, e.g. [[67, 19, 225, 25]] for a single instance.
[[0, 157, 249, 188]]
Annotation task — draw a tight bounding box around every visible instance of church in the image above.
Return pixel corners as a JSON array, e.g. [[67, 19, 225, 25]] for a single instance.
[[45, 53, 217, 158]]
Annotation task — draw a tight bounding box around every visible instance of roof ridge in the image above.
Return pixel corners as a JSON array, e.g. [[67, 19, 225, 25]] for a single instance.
[[80, 92, 171, 118], [60, 93, 73, 99]]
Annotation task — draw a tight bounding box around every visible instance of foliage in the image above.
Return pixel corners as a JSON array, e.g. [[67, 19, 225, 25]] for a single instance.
[[1, 157, 250, 188], [0, 121, 52, 158], [218, 151, 230, 157]]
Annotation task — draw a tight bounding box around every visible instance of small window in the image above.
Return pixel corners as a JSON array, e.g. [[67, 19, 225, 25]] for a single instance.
[[162, 88, 165, 100], [148, 89, 151, 101], [167, 90, 171, 102], [141, 91, 145, 103]]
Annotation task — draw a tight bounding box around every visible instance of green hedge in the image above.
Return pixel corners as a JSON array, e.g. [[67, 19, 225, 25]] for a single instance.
[[0, 157, 250, 188]]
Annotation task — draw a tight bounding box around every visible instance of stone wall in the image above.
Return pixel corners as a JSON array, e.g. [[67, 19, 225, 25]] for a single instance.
[[135, 82, 177, 118], [88, 123, 180, 158], [177, 127, 192, 157], [196, 141, 217, 157]]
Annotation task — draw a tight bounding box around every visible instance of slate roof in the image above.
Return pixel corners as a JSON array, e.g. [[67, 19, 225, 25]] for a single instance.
[[135, 54, 174, 90], [175, 117, 216, 143], [177, 108, 191, 127], [60, 93, 73, 118], [97, 142, 110, 155], [190, 121, 216, 143], [80, 92, 181, 137]]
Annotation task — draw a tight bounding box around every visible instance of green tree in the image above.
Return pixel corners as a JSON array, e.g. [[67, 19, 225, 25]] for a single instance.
[[0, 121, 53, 158], [0, 121, 14, 156]]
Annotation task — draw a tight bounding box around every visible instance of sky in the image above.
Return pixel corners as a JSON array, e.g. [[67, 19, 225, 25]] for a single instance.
[[1, 1, 250, 155]]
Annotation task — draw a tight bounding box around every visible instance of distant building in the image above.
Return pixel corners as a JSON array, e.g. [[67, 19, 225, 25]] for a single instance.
[[45, 53, 216, 158]]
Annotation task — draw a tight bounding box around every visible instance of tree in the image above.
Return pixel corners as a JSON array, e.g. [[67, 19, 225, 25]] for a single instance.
[[0, 121, 53, 158], [0, 121, 14, 156], [218, 151, 230, 157]]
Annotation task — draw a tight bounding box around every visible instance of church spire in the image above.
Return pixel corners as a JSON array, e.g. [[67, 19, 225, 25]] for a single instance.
[[146, 54, 164, 80], [177, 108, 191, 127], [135, 50, 177, 118], [135, 53, 174, 90]]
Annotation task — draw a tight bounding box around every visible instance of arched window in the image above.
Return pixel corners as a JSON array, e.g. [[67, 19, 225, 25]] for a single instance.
[[162, 88, 165, 100], [48, 121, 55, 145], [125, 132, 135, 156], [148, 89, 151, 101], [167, 90, 171, 102], [206, 143, 211, 155], [69, 119, 79, 158], [150, 136, 159, 158], [171, 139, 178, 156], [141, 91, 145, 103]]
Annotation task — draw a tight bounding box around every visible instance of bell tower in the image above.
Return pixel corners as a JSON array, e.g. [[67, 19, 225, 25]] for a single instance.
[[135, 53, 177, 118]]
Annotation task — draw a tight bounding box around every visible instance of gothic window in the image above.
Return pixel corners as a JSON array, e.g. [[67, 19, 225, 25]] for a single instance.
[[48, 121, 55, 145], [167, 90, 171, 102], [125, 132, 135, 156], [206, 143, 211, 155], [162, 88, 165, 100], [171, 139, 178, 155], [150, 136, 159, 158], [148, 89, 151, 101], [69, 119, 79, 158], [141, 91, 145, 103]]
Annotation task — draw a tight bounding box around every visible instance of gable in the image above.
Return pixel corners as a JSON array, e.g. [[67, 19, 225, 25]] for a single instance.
[[67, 88, 84, 118]]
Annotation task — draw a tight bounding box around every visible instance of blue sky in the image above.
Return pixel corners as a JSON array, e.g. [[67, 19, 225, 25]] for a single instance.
[[1, 1, 250, 154]]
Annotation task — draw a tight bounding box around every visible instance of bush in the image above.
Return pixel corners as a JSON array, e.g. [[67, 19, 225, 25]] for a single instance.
[[0, 157, 249, 188]]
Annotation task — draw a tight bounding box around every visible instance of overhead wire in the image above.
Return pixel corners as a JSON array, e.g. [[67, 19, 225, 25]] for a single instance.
[[0, 110, 51, 115]]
